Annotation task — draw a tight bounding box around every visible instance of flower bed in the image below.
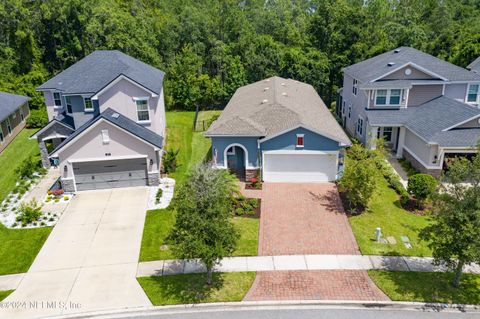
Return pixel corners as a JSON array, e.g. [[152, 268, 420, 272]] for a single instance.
[[44, 189, 72, 204], [147, 178, 176, 210]]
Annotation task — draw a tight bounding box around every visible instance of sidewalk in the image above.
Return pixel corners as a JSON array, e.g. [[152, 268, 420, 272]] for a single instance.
[[136, 254, 480, 277]]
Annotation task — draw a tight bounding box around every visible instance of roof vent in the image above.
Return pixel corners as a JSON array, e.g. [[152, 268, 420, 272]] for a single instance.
[[387, 62, 396, 67], [265, 79, 270, 82], [394, 49, 401, 53], [261, 99, 268, 104], [111, 112, 120, 119], [264, 87, 269, 91], [281, 82, 286, 86], [282, 92, 287, 96]]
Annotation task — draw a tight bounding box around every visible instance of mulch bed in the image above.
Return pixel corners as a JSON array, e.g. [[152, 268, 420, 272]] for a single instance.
[[236, 198, 261, 218], [245, 183, 263, 190]]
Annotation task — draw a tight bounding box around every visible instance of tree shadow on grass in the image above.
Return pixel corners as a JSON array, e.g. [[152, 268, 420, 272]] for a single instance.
[[149, 273, 226, 304], [372, 271, 480, 305]]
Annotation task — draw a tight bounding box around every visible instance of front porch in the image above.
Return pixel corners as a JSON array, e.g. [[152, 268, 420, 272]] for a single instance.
[[366, 125, 405, 158]]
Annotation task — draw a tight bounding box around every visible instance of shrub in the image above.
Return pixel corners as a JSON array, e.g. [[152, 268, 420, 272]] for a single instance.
[[408, 174, 438, 205], [17, 199, 43, 225], [26, 108, 48, 128], [162, 149, 179, 174], [51, 189, 65, 196], [155, 188, 163, 204], [15, 156, 42, 179], [54, 198, 60, 203], [63, 196, 69, 201]]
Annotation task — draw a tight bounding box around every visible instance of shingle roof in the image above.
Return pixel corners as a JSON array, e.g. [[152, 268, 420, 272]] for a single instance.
[[37, 51, 165, 95], [51, 108, 163, 155], [430, 129, 480, 147], [468, 56, 480, 73], [0, 91, 29, 122], [205, 76, 351, 145], [366, 96, 480, 146], [344, 47, 480, 83]]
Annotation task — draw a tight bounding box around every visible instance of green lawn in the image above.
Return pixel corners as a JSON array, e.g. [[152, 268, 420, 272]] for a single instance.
[[137, 272, 255, 305], [0, 128, 40, 202], [369, 270, 480, 305], [349, 175, 431, 256], [0, 128, 52, 275], [140, 209, 259, 261], [0, 290, 13, 301]]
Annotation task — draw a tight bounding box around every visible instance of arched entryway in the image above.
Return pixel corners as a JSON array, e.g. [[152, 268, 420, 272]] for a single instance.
[[225, 144, 247, 180]]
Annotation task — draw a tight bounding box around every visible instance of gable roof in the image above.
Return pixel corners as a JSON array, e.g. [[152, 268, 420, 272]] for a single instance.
[[50, 108, 163, 156], [366, 96, 480, 147], [344, 47, 480, 83], [0, 91, 29, 122], [37, 51, 165, 96], [205, 76, 351, 145], [468, 56, 480, 73]]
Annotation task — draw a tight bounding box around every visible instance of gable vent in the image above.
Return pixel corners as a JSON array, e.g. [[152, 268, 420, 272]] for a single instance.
[[387, 62, 396, 67], [394, 49, 401, 53]]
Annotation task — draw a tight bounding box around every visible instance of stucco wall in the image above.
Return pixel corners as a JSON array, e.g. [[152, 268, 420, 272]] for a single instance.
[[382, 66, 436, 80], [98, 78, 165, 136], [44, 91, 63, 121], [407, 85, 443, 106], [444, 83, 468, 103], [57, 120, 159, 179], [68, 95, 98, 128], [211, 136, 259, 168]]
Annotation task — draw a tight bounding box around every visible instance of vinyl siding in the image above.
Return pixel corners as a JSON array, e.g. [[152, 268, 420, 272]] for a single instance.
[[0, 102, 29, 153], [444, 83, 468, 103], [341, 73, 369, 143], [407, 85, 443, 107], [260, 127, 340, 152], [211, 136, 259, 168], [457, 116, 480, 129], [403, 129, 437, 166], [382, 66, 436, 80]]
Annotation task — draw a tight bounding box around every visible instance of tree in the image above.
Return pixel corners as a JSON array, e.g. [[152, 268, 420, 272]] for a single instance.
[[407, 173, 438, 207], [169, 164, 239, 284], [420, 152, 480, 288]]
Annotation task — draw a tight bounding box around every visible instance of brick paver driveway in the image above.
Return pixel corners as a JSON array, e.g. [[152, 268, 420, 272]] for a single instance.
[[247, 183, 388, 301], [259, 183, 359, 255]]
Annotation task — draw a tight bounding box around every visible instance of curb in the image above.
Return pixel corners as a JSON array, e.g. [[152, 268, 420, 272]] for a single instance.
[[47, 300, 480, 319]]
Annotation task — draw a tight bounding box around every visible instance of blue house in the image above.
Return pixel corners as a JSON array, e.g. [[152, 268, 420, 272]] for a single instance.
[[205, 77, 351, 183]]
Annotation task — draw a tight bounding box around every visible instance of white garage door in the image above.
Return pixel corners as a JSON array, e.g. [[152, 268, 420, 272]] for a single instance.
[[263, 152, 338, 182]]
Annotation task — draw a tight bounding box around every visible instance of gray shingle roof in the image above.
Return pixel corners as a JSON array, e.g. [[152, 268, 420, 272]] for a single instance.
[[366, 96, 480, 146], [205, 76, 351, 145], [37, 51, 165, 95], [0, 91, 29, 122], [51, 108, 163, 155], [430, 129, 480, 147], [344, 47, 480, 83], [468, 56, 480, 73]]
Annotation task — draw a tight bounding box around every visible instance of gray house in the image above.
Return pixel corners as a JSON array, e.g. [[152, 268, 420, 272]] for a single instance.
[[31, 50, 166, 192], [337, 47, 480, 177], [0, 91, 30, 153], [205, 76, 351, 183]]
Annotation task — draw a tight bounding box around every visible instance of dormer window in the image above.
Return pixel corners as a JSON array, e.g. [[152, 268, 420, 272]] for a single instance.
[[375, 89, 401, 106], [84, 97, 93, 111], [467, 84, 479, 104], [296, 134, 304, 147]]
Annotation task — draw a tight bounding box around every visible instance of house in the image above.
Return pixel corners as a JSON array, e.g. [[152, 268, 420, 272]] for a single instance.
[[0, 91, 30, 153], [31, 50, 165, 192], [205, 76, 351, 183], [337, 47, 480, 177]]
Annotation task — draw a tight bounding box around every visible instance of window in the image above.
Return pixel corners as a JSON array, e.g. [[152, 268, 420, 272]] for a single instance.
[[348, 105, 352, 118], [0, 131, 3, 143], [376, 90, 387, 105], [467, 84, 479, 103], [101, 129, 110, 144], [227, 146, 235, 155], [12, 112, 16, 119], [84, 98, 93, 111], [296, 134, 304, 147], [389, 89, 401, 105], [53, 92, 62, 107], [352, 79, 358, 95], [6, 118, 11, 135], [20, 112, 24, 121], [136, 99, 149, 121], [342, 101, 346, 115], [377, 127, 393, 142], [65, 96, 73, 113], [356, 117, 364, 136]]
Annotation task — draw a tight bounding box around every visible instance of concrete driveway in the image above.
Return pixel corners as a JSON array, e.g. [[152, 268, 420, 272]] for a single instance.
[[1, 187, 151, 319]]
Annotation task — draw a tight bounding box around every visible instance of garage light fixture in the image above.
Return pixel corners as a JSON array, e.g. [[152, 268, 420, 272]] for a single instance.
[[149, 159, 154, 166], [63, 165, 68, 173]]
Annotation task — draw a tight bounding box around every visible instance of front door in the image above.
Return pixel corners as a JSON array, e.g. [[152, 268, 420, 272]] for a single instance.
[[377, 127, 396, 150]]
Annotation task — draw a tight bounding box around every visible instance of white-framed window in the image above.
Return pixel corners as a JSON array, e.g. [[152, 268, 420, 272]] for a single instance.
[[348, 105, 352, 118], [375, 89, 401, 106], [356, 117, 364, 136], [352, 79, 358, 95], [53, 92, 62, 107], [135, 99, 150, 122], [377, 127, 393, 142], [6, 118, 12, 135], [342, 101, 346, 115], [65, 96, 73, 113], [467, 84, 480, 104], [101, 129, 110, 144], [296, 134, 305, 147], [84, 97, 93, 111]]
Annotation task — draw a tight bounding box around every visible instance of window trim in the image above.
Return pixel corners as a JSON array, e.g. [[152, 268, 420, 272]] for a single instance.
[[466, 84, 480, 104], [135, 97, 150, 123], [65, 96, 73, 114], [84, 97, 94, 112], [53, 92, 63, 108], [296, 134, 305, 148], [226, 146, 236, 155], [356, 117, 364, 136], [375, 89, 402, 107]]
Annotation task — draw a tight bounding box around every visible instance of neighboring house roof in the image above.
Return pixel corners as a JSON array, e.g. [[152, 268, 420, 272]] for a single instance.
[[344, 47, 480, 83], [0, 91, 29, 122], [366, 96, 480, 147], [37, 51, 165, 96], [468, 56, 480, 73], [50, 108, 163, 155], [206, 76, 351, 145]]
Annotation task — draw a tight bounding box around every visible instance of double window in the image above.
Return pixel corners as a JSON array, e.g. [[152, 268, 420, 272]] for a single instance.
[[84, 97, 93, 111], [136, 99, 150, 122], [467, 84, 479, 103], [356, 117, 364, 136], [352, 79, 358, 95], [375, 89, 401, 106], [65, 96, 73, 113], [53, 92, 62, 107]]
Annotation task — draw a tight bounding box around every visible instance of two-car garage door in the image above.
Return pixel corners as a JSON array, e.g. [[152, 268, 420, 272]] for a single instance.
[[263, 152, 338, 183], [73, 158, 148, 191]]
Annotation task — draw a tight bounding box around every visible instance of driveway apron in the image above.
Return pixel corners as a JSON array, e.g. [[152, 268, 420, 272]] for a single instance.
[[0, 187, 151, 319]]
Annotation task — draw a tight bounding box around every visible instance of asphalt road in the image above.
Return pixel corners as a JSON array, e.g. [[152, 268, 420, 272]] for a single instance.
[[126, 308, 480, 319]]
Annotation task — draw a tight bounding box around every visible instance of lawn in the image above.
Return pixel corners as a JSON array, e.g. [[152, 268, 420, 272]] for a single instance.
[[137, 272, 255, 305], [369, 270, 480, 305], [0, 290, 13, 301], [0, 128, 40, 202], [349, 174, 431, 257], [139, 209, 259, 261], [0, 128, 52, 275]]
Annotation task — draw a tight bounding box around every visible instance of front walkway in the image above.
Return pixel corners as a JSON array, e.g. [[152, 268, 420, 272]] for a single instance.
[[0, 187, 151, 319], [387, 156, 409, 188]]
